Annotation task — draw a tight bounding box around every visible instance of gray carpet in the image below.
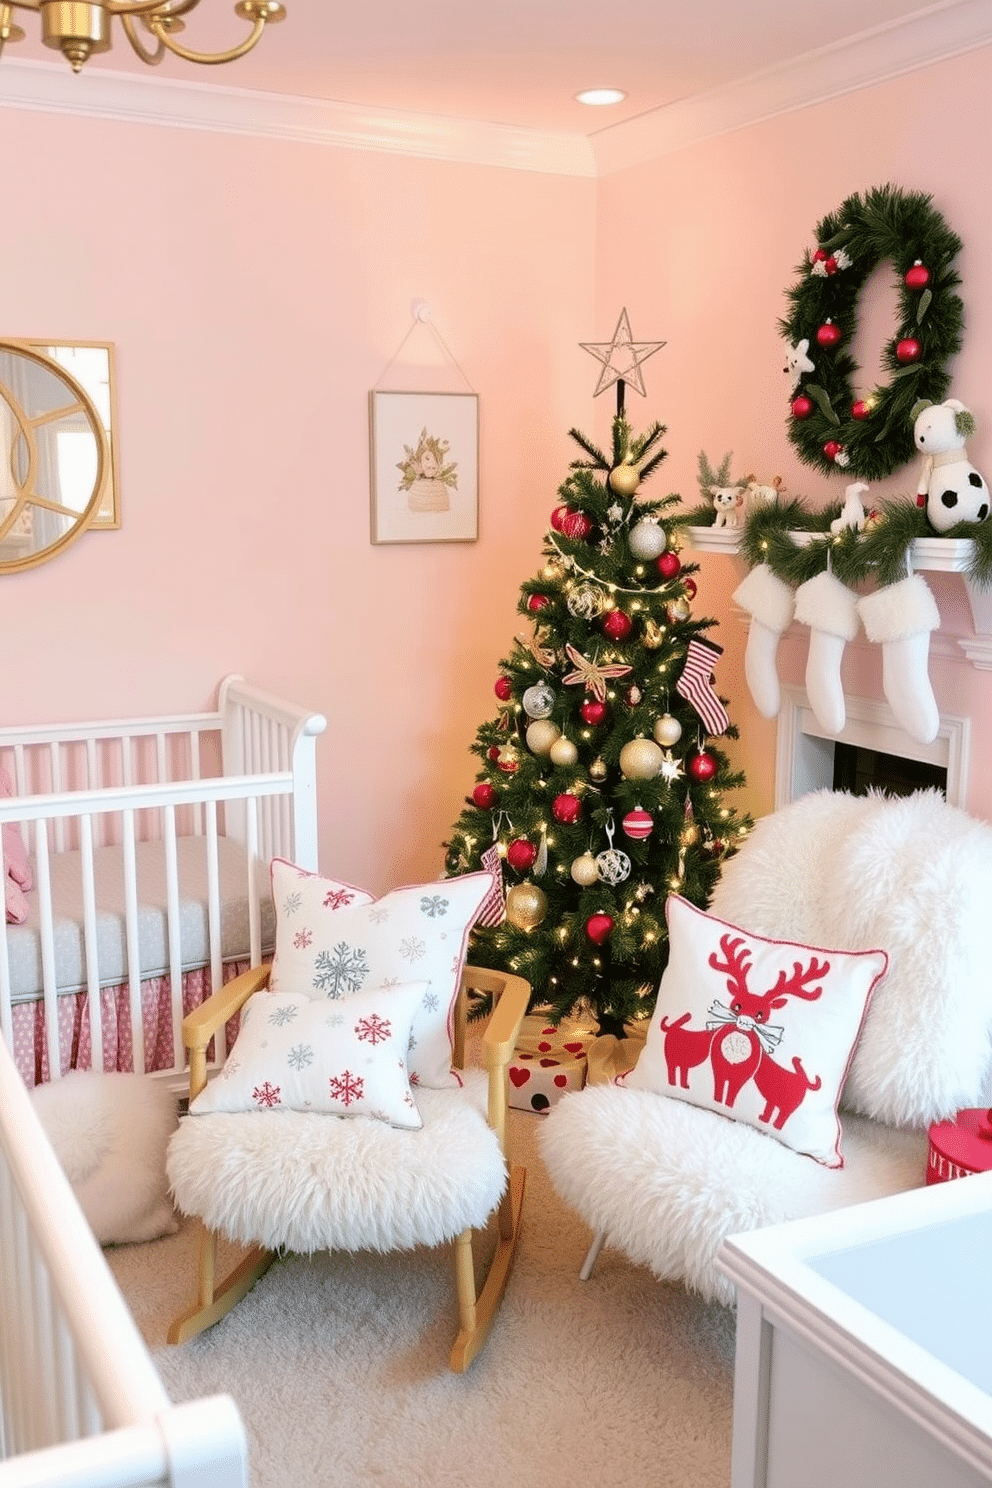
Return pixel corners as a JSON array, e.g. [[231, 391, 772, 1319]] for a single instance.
[[107, 1102, 736, 1488]]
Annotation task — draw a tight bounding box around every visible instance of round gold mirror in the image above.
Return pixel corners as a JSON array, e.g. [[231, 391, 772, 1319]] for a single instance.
[[0, 339, 109, 573]]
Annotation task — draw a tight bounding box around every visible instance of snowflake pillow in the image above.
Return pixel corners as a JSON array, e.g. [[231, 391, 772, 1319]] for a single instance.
[[620, 895, 888, 1168], [189, 981, 426, 1129], [268, 860, 496, 1089]]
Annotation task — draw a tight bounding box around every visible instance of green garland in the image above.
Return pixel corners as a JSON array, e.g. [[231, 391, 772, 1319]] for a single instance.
[[781, 184, 964, 482], [733, 498, 992, 591]]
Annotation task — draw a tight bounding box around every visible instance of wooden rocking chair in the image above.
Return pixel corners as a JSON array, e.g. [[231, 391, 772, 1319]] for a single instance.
[[166, 963, 529, 1372]]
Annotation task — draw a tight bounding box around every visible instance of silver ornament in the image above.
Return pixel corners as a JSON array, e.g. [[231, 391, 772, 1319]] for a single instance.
[[522, 683, 555, 719], [628, 520, 668, 561], [596, 848, 631, 885], [567, 584, 602, 619]]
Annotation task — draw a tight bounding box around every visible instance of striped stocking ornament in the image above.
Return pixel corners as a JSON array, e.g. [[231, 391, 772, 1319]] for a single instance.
[[675, 638, 730, 736]]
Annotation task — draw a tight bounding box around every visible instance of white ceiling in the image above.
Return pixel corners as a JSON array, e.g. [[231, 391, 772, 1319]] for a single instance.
[[1, 0, 974, 136]]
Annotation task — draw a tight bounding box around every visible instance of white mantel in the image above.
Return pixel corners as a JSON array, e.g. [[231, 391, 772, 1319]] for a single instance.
[[687, 528, 992, 671]]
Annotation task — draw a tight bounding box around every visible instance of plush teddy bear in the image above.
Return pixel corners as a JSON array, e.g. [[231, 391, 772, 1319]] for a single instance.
[[912, 398, 990, 533], [709, 484, 745, 528]]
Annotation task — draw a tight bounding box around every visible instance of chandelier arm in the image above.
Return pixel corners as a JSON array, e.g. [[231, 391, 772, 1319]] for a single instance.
[[119, 12, 164, 63], [107, 0, 199, 16], [143, 11, 266, 64]]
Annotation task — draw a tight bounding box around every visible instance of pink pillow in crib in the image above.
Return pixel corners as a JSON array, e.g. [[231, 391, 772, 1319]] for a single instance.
[[1, 767, 32, 924]]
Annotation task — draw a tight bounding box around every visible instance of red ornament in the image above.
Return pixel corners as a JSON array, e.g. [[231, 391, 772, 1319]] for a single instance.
[[550, 505, 568, 532], [586, 913, 615, 946], [905, 261, 930, 290], [851, 400, 870, 420], [791, 395, 813, 420], [496, 751, 519, 774], [622, 808, 653, 841], [552, 792, 583, 824], [506, 838, 538, 872], [688, 750, 717, 783], [494, 675, 513, 701], [602, 609, 633, 641], [816, 320, 842, 348], [896, 337, 922, 364], [527, 594, 550, 613], [560, 507, 594, 540], [580, 699, 609, 726], [656, 551, 682, 581], [472, 782, 497, 809], [624, 684, 642, 708], [812, 249, 838, 275], [823, 440, 843, 462], [683, 578, 697, 600]]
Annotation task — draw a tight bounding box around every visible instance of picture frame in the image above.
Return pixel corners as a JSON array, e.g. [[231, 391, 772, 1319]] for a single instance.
[[369, 390, 479, 544]]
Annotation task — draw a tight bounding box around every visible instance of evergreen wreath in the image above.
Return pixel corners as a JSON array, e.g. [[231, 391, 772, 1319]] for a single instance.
[[782, 184, 964, 482]]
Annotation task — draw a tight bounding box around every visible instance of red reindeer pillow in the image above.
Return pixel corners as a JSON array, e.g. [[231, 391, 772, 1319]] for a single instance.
[[620, 896, 888, 1167]]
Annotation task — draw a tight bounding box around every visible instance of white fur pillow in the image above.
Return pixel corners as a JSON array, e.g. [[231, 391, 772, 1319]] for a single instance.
[[710, 789, 992, 1127], [31, 1071, 178, 1245]]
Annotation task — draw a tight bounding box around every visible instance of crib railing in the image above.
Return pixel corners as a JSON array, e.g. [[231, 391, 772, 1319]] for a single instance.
[[0, 774, 292, 1082], [0, 1035, 248, 1487]]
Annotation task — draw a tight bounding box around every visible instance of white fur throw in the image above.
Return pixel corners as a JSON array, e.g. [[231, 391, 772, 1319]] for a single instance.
[[709, 789, 992, 1127], [539, 1083, 927, 1307], [32, 1071, 179, 1245], [167, 1071, 506, 1254]]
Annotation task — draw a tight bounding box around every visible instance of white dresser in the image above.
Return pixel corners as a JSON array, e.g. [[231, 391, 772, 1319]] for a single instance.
[[719, 1169, 992, 1488]]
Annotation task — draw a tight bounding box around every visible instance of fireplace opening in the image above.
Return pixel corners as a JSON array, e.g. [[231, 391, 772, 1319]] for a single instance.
[[832, 741, 947, 800]]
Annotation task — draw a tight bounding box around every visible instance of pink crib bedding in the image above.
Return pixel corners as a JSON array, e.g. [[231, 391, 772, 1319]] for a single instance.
[[12, 961, 249, 1088]]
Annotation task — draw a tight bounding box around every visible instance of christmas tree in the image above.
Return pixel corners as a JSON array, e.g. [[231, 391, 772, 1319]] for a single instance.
[[443, 313, 751, 1037]]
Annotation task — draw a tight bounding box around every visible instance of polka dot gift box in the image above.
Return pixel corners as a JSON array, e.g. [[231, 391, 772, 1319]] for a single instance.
[[508, 1014, 598, 1115]]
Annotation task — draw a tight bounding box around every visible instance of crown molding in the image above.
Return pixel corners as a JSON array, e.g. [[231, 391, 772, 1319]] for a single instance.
[[1, 1, 990, 179], [0, 58, 596, 177], [590, 0, 992, 175]]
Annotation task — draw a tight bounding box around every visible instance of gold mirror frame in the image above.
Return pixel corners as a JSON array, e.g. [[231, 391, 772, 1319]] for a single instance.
[[0, 339, 114, 573]]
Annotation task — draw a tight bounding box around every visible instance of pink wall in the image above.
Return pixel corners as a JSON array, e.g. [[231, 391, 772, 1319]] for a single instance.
[[595, 43, 992, 824], [1, 108, 594, 891]]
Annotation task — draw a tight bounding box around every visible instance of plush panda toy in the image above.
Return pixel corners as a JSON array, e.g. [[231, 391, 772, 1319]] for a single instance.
[[913, 397, 990, 533]]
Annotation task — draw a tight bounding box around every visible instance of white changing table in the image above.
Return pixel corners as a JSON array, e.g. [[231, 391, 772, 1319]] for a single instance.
[[719, 1169, 992, 1488]]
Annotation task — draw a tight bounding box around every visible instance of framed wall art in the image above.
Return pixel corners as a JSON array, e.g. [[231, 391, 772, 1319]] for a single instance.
[[369, 390, 479, 544]]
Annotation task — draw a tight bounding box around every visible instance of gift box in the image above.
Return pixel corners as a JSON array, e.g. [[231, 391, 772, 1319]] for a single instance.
[[508, 1015, 598, 1115]]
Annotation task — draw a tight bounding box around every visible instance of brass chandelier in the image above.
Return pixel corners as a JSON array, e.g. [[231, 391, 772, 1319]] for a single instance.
[[0, 0, 285, 74]]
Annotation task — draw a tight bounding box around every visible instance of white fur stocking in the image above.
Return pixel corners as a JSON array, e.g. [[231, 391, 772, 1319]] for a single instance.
[[792, 571, 860, 737], [731, 564, 795, 719], [857, 575, 941, 745]]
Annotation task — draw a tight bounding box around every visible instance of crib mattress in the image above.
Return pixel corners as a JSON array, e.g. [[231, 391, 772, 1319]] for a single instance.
[[3, 836, 274, 1002]]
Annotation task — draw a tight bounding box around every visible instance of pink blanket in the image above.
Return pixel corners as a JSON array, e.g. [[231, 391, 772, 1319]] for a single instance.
[[1, 767, 32, 924]]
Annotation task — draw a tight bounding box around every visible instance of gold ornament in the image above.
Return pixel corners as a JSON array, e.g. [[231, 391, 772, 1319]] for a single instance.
[[682, 823, 701, 846], [525, 719, 561, 755], [516, 628, 557, 669], [549, 735, 579, 767], [589, 757, 608, 781], [642, 619, 665, 649], [504, 881, 548, 930], [608, 464, 640, 496], [653, 713, 683, 747], [570, 852, 600, 886], [619, 737, 664, 781], [666, 597, 691, 623]]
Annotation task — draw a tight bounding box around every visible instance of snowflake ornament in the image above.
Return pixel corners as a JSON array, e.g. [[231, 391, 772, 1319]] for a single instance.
[[659, 750, 685, 783]]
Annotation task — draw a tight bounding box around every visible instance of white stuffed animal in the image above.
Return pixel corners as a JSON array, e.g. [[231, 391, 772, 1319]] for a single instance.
[[709, 484, 745, 529], [913, 398, 990, 533], [830, 481, 869, 534], [745, 475, 786, 506]]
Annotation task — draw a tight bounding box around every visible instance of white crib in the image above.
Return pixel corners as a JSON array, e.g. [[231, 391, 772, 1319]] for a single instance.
[[0, 1030, 249, 1487], [0, 675, 327, 1088]]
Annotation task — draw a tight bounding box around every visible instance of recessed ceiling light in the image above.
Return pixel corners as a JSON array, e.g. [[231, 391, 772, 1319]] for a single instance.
[[576, 88, 626, 107]]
